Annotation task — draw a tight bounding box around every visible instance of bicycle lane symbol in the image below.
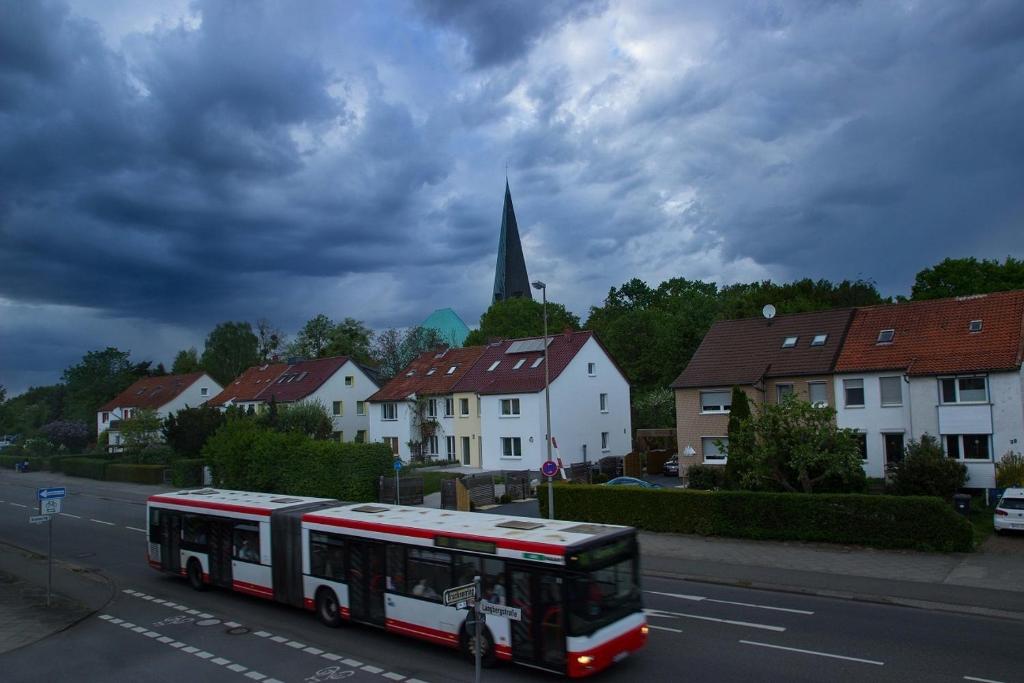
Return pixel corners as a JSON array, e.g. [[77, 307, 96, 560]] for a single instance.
[[153, 615, 194, 627], [305, 666, 355, 683]]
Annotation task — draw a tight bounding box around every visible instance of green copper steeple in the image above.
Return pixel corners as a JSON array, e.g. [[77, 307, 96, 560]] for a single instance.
[[492, 180, 532, 303]]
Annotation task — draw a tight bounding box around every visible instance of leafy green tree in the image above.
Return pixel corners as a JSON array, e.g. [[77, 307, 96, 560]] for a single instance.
[[289, 314, 334, 358], [371, 326, 446, 380], [201, 322, 260, 386], [725, 395, 864, 494], [322, 317, 374, 362], [717, 278, 884, 320], [464, 297, 580, 346], [255, 318, 287, 362], [118, 408, 163, 455], [911, 256, 1024, 300], [171, 347, 203, 374], [268, 400, 333, 440], [724, 386, 753, 486], [0, 384, 67, 435], [888, 435, 967, 499], [62, 347, 138, 426], [633, 388, 675, 429], [163, 405, 226, 458]]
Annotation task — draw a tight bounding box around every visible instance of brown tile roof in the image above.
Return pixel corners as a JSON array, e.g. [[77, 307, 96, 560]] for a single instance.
[[835, 290, 1024, 375], [453, 330, 610, 395], [207, 356, 380, 406], [367, 346, 487, 402], [671, 309, 855, 389], [206, 362, 289, 407], [99, 372, 208, 412]]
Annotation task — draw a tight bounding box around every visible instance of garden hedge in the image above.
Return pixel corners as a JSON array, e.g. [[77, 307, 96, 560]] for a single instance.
[[105, 463, 168, 485], [539, 484, 974, 552], [59, 457, 112, 480], [171, 459, 206, 487], [0, 454, 51, 470]]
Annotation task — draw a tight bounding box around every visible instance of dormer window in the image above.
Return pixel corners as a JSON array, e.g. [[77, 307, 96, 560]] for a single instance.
[[877, 329, 895, 344], [406, 370, 415, 377], [969, 320, 982, 333], [488, 361, 500, 372], [781, 336, 798, 348], [811, 334, 827, 347], [513, 359, 525, 370], [531, 357, 543, 368]]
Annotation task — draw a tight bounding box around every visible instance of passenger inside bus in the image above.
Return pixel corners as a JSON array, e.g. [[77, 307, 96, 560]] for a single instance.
[[411, 578, 439, 599]]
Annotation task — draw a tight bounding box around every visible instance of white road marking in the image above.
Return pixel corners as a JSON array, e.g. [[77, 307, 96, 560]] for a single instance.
[[224, 621, 241, 628], [170, 642, 186, 649], [157, 636, 174, 644], [322, 653, 341, 661], [194, 652, 214, 659], [227, 663, 248, 672], [343, 659, 363, 667], [383, 674, 405, 681], [212, 657, 231, 666], [98, 614, 113, 621], [646, 590, 814, 615], [270, 635, 288, 643], [644, 608, 785, 632], [245, 673, 267, 681], [965, 677, 1006, 683], [9, 502, 27, 508], [186, 609, 201, 615], [182, 646, 199, 654], [286, 640, 306, 649], [740, 640, 884, 665], [127, 526, 147, 533], [304, 647, 324, 655], [254, 631, 271, 638], [90, 518, 115, 525], [362, 665, 384, 673], [60, 512, 82, 519], [132, 626, 147, 633], [648, 625, 683, 633]]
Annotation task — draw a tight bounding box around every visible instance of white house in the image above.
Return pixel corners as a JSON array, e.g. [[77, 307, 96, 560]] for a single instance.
[[207, 356, 380, 442], [833, 291, 1024, 488], [97, 372, 222, 449]]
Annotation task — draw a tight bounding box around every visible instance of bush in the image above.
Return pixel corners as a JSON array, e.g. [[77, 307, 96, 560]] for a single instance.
[[133, 443, 175, 465], [539, 483, 974, 552], [60, 457, 111, 480], [0, 454, 51, 471], [105, 463, 168, 485], [171, 459, 206, 487], [686, 465, 725, 490], [995, 451, 1024, 488], [889, 435, 967, 499], [164, 405, 225, 458], [40, 420, 90, 452]]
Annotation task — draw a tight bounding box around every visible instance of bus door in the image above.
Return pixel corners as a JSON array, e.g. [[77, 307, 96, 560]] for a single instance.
[[347, 540, 386, 626], [509, 568, 566, 671], [157, 510, 181, 573], [207, 519, 234, 588]]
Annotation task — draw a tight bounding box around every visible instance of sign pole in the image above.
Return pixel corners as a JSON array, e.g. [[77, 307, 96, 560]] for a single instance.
[[46, 515, 53, 607], [473, 574, 482, 683]]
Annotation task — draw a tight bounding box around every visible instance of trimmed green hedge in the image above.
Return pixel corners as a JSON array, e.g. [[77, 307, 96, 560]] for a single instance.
[[171, 459, 206, 487], [105, 463, 167, 485], [0, 454, 51, 470], [60, 457, 112, 480], [540, 484, 974, 552]]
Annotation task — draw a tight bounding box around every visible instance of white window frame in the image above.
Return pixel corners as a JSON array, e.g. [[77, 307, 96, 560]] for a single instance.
[[843, 378, 865, 408], [345, 375, 354, 386], [381, 403, 397, 421], [599, 393, 608, 413], [500, 398, 520, 417], [601, 432, 610, 452], [775, 383, 794, 403], [702, 436, 728, 463], [200, 387, 209, 397], [426, 399, 437, 419], [879, 376, 903, 407], [939, 375, 989, 405], [877, 329, 895, 344], [587, 362, 596, 376], [426, 435, 439, 456], [810, 334, 827, 346], [945, 433, 992, 461], [501, 437, 522, 458], [808, 381, 828, 407], [459, 398, 470, 417], [446, 435, 456, 460], [356, 401, 366, 416], [333, 400, 343, 417], [699, 390, 732, 414], [513, 359, 525, 370], [444, 398, 453, 417], [383, 436, 399, 454]]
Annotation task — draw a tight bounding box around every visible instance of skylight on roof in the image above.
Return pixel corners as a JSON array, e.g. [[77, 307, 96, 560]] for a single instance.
[[488, 361, 500, 372], [782, 336, 798, 348], [406, 370, 416, 377], [877, 329, 895, 344], [447, 366, 457, 375], [811, 334, 828, 346], [969, 320, 983, 333], [427, 368, 436, 375], [513, 359, 525, 370], [531, 357, 544, 368]]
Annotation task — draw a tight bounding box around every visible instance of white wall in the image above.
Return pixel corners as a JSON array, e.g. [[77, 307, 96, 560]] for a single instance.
[[306, 361, 378, 442], [834, 372, 912, 478], [480, 393, 546, 470], [368, 399, 414, 459], [96, 373, 221, 437]]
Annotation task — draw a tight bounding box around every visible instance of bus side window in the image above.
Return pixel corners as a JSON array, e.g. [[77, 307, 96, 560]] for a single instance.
[[483, 559, 506, 605], [232, 523, 260, 563], [407, 549, 451, 601], [182, 515, 207, 547], [148, 508, 160, 541], [310, 532, 345, 581], [454, 554, 480, 588], [386, 545, 405, 593]]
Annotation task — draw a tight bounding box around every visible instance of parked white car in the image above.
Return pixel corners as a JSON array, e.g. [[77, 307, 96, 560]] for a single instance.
[[994, 488, 1024, 534]]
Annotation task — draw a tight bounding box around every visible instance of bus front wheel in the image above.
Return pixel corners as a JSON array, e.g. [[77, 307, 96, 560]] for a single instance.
[[461, 624, 496, 667], [187, 559, 206, 591], [315, 588, 343, 628]]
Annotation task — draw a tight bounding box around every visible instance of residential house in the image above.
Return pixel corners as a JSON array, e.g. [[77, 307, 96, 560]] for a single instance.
[[366, 346, 486, 459], [671, 309, 855, 476], [97, 372, 222, 449], [833, 291, 1024, 487], [206, 356, 380, 442], [452, 330, 632, 471]]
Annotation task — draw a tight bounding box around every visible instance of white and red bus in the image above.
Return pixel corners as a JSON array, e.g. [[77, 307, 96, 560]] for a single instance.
[[147, 488, 647, 677]]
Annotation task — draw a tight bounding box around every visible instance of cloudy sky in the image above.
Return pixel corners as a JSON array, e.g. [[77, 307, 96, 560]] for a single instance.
[[2, 0, 1022, 396]]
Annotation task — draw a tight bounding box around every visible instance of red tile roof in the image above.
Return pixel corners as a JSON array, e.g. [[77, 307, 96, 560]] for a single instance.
[[206, 356, 376, 406], [835, 290, 1024, 375], [206, 363, 289, 407], [368, 346, 487, 402], [453, 330, 607, 395], [99, 372, 209, 412], [671, 309, 855, 388]]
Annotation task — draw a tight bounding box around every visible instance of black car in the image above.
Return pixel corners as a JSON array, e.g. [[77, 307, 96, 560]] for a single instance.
[[662, 456, 679, 476]]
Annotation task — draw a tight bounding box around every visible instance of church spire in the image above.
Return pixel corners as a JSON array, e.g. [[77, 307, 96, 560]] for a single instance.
[[492, 180, 532, 303]]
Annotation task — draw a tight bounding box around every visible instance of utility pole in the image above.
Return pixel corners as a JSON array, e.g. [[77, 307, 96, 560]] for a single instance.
[[532, 280, 554, 520]]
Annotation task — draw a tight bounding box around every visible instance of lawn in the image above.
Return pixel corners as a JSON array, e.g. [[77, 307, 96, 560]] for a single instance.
[[968, 495, 995, 547], [419, 470, 464, 495]]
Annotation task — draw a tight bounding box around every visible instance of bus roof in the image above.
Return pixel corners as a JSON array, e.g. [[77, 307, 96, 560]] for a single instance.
[[148, 488, 335, 516], [303, 503, 632, 558]]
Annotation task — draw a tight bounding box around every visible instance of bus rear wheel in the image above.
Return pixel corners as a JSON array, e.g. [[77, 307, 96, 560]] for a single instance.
[[187, 559, 206, 591], [461, 624, 496, 667], [315, 588, 342, 628]]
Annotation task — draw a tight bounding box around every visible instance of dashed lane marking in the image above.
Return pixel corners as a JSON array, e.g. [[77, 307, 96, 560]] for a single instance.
[[362, 665, 384, 674], [90, 518, 115, 525], [740, 640, 883, 666], [646, 590, 815, 615], [126, 526, 147, 533], [965, 677, 1006, 683], [648, 625, 683, 633], [60, 512, 81, 519], [382, 674, 405, 681], [644, 608, 785, 632], [9, 502, 27, 508]]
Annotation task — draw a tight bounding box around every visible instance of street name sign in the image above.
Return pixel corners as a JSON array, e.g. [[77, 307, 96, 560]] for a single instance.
[[479, 601, 522, 621], [443, 582, 477, 607], [29, 515, 50, 525], [40, 498, 62, 515], [37, 487, 66, 500]]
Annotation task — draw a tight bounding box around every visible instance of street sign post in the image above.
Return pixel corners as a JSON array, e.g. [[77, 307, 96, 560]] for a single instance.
[[40, 498, 61, 515], [541, 460, 558, 477], [479, 600, 522, 621], [393, 459, 402, 505], [35, 486, 65, 607], [37, 487, 66, 500], [29, 515, 50, 525], [442, 582, 477, 607]]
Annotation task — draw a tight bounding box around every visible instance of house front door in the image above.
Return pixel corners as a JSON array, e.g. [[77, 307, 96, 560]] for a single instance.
[[461, 437, 471, 466]]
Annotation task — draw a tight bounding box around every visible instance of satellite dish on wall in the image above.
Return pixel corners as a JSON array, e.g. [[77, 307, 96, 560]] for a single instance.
[[762, 304, 777, 320]]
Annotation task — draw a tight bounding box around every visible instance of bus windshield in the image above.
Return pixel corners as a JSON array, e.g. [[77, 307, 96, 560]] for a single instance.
[[566, 554, 641, 637]]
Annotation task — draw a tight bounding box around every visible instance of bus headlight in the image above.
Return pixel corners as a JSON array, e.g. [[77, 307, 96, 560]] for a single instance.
[[641, 625, 649, 635], [576, 655, 595, 665]]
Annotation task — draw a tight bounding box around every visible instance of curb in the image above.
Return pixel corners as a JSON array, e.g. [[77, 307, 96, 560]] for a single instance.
[[642, 568, 1024, 623]]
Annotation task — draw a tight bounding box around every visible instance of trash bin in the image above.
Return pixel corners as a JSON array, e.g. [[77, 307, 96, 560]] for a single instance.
[[953, 493, 971, 516]]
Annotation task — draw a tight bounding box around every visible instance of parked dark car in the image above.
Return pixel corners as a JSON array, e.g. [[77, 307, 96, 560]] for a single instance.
[[662, 456, 679, 476]]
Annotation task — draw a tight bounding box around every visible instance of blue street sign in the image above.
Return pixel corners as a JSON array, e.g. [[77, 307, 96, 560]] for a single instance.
[[393, 459, 403, 472], [37, 487, 66, 501], [541, 461, 558, 477]]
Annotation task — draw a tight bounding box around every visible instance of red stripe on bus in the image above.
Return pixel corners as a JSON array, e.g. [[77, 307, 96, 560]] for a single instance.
[[148, 495, 272, 517], [495, 644, 513, 661], [567, 623, 647, 678], [233, 579, 274, 599], [385, 618, 458, 648], [302, 515, 566, 556]]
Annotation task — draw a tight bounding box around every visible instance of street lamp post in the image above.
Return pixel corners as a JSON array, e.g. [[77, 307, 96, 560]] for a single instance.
[[532, 280, 554, 520]]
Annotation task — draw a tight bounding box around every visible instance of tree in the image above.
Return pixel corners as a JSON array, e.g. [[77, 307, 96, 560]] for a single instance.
[[270, 400, 333, 440], [724, 386, 753, 486], [163, 405, 226, 458], [119, 408, 163, 455], [289, 314, 334, 358], [171, 348, 203, 374], [717, 278, 884, 320], [633, 388, 675, 430], [322, 317, 374, 362], [40, 420, 89, 452], [0, 384, 67, 435], [911, 256, 1024, 300], [62, 348, 138, 426], [255, 318, 287, 362], [888, 435, 967, 499], [725, 395, 864, 494], [371, 326, 446, 380], [464, 297, 580, 346], [201, 322, 260, 386]]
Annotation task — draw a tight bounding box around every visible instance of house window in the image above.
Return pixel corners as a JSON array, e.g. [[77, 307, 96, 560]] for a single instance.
[[426, 399, 437, 419], [102, 412, 109, 423], [444, 398, 453, 417], [446, 436, 456, 460], [879, 376, 902, 406], [587, 362, 596, 376], [531, 357, 543, 368], [854, 433, 868, 460], [384, 437, 399, 454], [501, 437, 522, 458], [333, 431, 344, 442], [940, 376, 988, 404], [776, 384, 794, 403], [200, 387, 209, 396], [355, 430, 366, 443], [808, 382, 828, 407], [427, 368, 436, 376], [488, 361, 500, 372], [477, 397, 481, 416], [426, 436, 439, 456], [599, 393, 608, 412], [459, 398, 470, 416], [700, 391, 731, 414], [883, 433, 904, 464], [969, 320, 982, 333], [781, 336, 798, 348], [500, 398, 520, 416], [702, 437, 727, 463], [382, 403, 397, 421], [333, 400, 343, 416], [601, 432, 610, 451], [877, 329, 895, 344], [946, 434, 991, 461], [844, 379, 865, 407], [356, 401, 366, 416], [811, 334, 827, 346], [513, 359, 525, 370]]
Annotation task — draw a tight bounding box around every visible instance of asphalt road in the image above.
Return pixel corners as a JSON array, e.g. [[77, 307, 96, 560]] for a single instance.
[[1, 474, 1022, 682]]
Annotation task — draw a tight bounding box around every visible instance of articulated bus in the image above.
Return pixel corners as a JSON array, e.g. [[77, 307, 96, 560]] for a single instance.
[[146, 488, 647, 677]]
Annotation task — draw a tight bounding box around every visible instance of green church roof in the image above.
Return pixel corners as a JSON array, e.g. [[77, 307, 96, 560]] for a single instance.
[[421, 308, 470, 347]]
